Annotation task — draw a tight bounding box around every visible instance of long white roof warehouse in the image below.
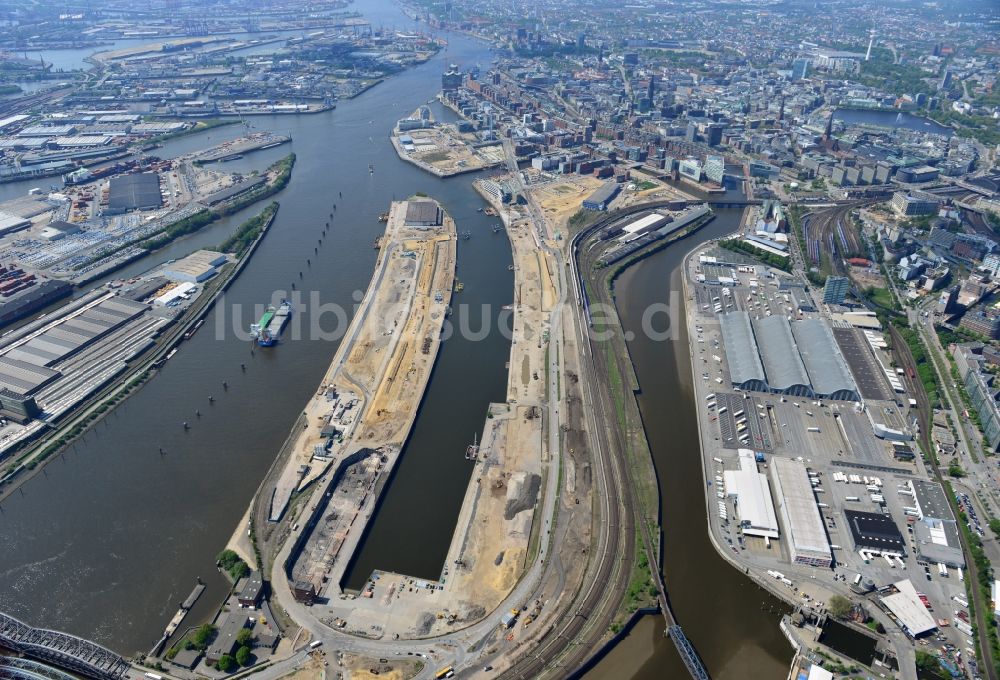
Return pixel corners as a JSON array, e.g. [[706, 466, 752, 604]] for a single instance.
[[617, 212, 668, 243], [881, 579, 937, 638], [724, 449, 779, 539], [770, 457, 832, 567]]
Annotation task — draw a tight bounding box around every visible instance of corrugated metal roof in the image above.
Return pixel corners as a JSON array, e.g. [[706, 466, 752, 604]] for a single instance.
[[719, 312, 766, 386], [771, 457, 832, 564], [753, 315, 810, 392], [791, 318, 858, 399]]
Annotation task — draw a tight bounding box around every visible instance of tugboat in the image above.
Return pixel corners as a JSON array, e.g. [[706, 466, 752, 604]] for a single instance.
[[465, 433, 479, 460]]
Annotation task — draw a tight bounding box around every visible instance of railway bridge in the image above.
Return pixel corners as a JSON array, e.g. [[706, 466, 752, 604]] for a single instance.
[[0, 612, 130, 680]]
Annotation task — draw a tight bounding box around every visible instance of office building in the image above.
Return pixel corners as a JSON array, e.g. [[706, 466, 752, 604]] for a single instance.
[[791, 58, 810, 80], [823, 276, 849, 304]]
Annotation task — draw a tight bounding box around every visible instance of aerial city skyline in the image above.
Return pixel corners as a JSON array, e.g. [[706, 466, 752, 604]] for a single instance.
[[0, 0, 998, 679]]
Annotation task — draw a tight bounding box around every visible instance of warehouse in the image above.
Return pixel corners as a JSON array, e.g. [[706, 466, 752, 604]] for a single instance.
[[163, 250, 228, 283], [617, 212, 668, 243], [719, 312, 767, 391], [753, 315, 813, 396], [3, 295, 148, 367], [107, 172, 162, 214], [770, 457, 833, 567], [844, 510, 905, 555], [910, 480, 965, 568], [723, 449, 779, 539], [0, 211, 31, 236], [0, 356, 60, 396], [880, 579, 937, 638], [582, 182, 620, 211], [718, 312, 861, 401], [790, 318, 860, 401], [403, 200, 441, 227], [154, 282, 198, 307]]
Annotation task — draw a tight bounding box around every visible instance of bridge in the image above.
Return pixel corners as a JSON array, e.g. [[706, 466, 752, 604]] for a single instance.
[[647, 558, 711, 679], [0, 612, 130, 680], [0, 656, 81, 680], [668, 625, 711, 680]]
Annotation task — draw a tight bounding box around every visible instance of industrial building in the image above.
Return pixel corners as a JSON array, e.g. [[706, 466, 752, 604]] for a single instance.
[[106, 172, 162, 214], [754, 315, 812, 396], [154, 282, 198, 306], [718, 312, 861, 401], [0, 210, 31, 236], [163, 249, 228, 283], [0, 291, 168, 434], [582, 182, 619, 211], [723, 449, 780, 539], [789, 318, 860, 401], [880, 580, 937, 638], [3, 296, 148, 368], [403, 200, 442, 227], [844, 510, 905, 556], [719, 312, 767, 391], [769, 457, 833, 567], [910, 480, 965, 568], [616, 212, 669, 243], [823, 276, 849, 305]]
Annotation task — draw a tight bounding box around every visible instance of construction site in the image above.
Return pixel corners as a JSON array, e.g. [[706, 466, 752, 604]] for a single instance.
[[274, 198, 457, 615], [390, 107, 504, 177], [257, 179, 580, 649]]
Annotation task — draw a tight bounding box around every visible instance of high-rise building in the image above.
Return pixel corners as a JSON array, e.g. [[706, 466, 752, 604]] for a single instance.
[[685, 122, 698, 142], [823, 276, 849, 305], [706, 124, 724, 147], [791, 58, 810, 80], [704, 155, 725, 184], [647, 75, 656, 104]]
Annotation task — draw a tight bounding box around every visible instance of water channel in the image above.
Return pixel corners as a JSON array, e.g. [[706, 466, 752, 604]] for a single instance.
[[585, 210, 792, 680], [1, 2, 796, 676]]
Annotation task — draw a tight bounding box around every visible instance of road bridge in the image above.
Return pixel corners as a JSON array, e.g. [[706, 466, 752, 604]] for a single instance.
[[0, 612, 130, 680]]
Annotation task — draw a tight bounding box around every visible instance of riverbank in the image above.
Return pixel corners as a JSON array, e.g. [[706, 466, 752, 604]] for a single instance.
[[255, 197, 457, 631], [0, 204, 281, 501]]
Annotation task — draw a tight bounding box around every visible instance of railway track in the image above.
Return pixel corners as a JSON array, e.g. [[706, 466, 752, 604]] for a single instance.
[[501, 201, 715, 679]]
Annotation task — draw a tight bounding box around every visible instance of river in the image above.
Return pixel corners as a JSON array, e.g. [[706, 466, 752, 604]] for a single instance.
[[585, 210, 792, 680], [0, 2, 793, 676], [833, 108, 952, 136]]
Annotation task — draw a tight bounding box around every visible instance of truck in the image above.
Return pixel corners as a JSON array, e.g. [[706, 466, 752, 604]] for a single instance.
[[309, 640, 323, 649], [501, 609, 519, 629]]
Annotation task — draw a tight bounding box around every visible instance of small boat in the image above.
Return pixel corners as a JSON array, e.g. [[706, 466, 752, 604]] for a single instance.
[[477, 207, 484, 213], [369, 163, 374, 174], [455, 281, 464, 292], [378, 212, 390, 222]]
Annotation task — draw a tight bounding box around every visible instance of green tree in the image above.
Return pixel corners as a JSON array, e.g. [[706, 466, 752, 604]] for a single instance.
[[990, 518, 1000, 537], [235, 645, 252, 667], [236, 628, 253, 646], [828, 595, 853, 619], [216, 654, 235, 672], [191, 624, 216, 651], [915, 650, 943, 673]]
